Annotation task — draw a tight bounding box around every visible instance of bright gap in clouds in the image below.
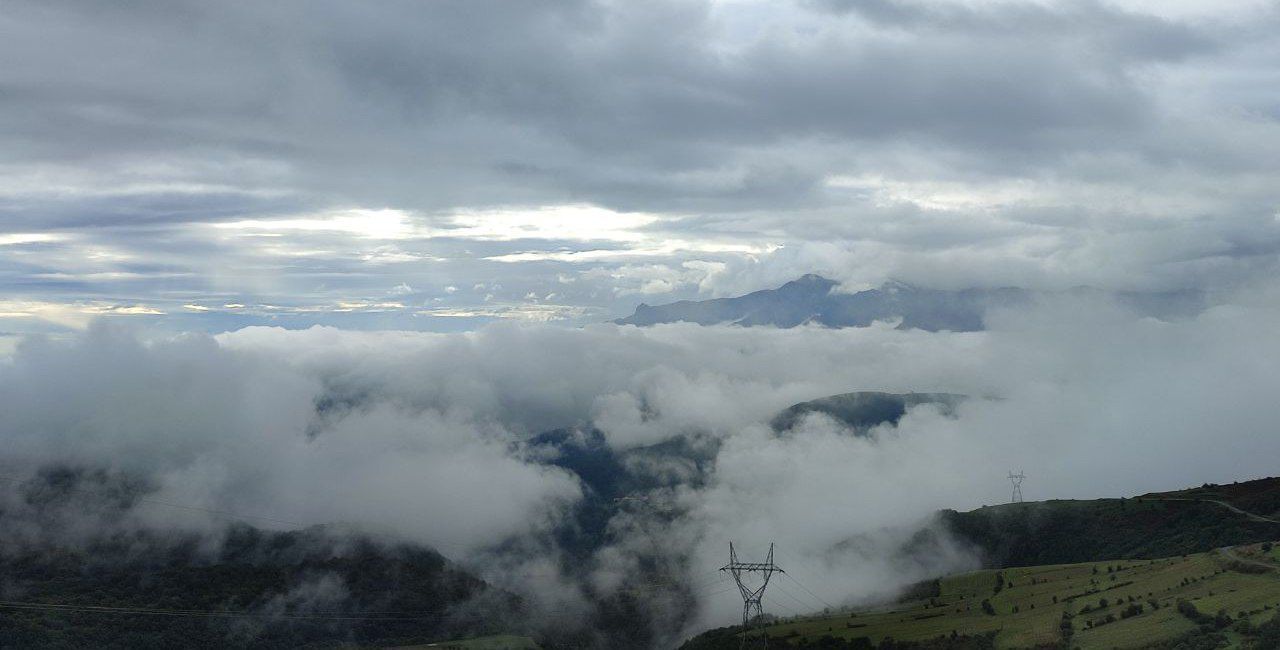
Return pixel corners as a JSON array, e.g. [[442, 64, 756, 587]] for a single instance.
[[211, 204, 662, 243], [213, 208, 415, 240]]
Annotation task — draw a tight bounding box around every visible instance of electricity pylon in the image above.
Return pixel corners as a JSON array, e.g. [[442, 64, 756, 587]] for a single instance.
[[1008, 471, 1026, 503], [721, 542, 783, 649]]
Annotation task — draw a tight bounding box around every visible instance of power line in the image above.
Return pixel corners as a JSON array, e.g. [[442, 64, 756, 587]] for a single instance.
[[0, 473, 476, 550], [770, 582, 817, 613], [0, 474, 304, 528], [700, 584, 740, 600], [761, 594, 800, 617], [0, 600, 452, 622], [782, 572, 835, 611], [691, 572, 729, 591]]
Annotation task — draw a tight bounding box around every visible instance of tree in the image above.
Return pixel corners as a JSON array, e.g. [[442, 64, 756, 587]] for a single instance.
[[1059, 611, 1075, 643]]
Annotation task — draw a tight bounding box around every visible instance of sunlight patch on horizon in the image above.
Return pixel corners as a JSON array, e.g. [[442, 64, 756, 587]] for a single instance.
[[0, 300, 165, 330], [214, 208, 414, 240], [0, 233, 67, 246], [417, 303, 592, 322], [487, 240, 776, 263]]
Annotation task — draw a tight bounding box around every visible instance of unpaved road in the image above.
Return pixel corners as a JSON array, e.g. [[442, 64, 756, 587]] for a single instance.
[[1145, 496, 1280, 567], [1144, 497, 1280, 524], [1218, 545, 1278, 571]]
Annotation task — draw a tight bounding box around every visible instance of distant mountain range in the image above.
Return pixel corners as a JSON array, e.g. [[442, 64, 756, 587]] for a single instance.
[[615, 275, 1205, 331]]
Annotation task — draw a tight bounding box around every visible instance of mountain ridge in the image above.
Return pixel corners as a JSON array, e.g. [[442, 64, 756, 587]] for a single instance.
[[615, 275, 1206, 331]]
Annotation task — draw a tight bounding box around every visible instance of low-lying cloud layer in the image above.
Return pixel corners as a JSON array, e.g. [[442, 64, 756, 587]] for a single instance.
[[4, 287, 1280, 643]]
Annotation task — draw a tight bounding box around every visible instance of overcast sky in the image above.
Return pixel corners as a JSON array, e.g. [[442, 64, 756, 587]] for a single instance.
[[3, 0, 1280, 340]]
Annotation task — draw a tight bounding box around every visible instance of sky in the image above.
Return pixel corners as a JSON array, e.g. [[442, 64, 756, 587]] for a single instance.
[[3, 0, 1280, 341], [4, 1, 1280, 644]]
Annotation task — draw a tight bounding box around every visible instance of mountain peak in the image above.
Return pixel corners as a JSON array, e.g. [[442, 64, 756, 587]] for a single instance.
[[779, 274, 837, 293], [796, 273, 833, 283]]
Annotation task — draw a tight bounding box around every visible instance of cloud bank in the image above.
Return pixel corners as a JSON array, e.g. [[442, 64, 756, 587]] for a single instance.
[[5, 286, 1280, 642]]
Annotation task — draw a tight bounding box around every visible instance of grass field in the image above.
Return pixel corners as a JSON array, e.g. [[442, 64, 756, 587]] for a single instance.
[[754, 546, 1280, 648], [389, 634, 540, 649]]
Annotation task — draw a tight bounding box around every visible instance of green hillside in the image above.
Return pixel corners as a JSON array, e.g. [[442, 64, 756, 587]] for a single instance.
[[0, 523, 525, 649], [941, 497, 1279, 568], [685, 479, 1280, 649], [391, 634, 540, 649], [1143, 478, 1280, 520], [683, 544, 1280, 649]]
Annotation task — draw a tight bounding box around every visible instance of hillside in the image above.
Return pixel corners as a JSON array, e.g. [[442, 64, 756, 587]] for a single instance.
[[771, 392, 965, 434], [941, 496, 1280, 568], [682, 546, 1280, 649], [0, 469, 524, 649], [683, 479, 1280, 649], [0, 524, 525, 649], [529, 391, 956, 554], [1143, 478, 1280, 520]]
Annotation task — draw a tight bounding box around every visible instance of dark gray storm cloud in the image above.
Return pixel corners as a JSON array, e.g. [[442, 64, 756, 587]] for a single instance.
[[0, 0, 1231, 210]]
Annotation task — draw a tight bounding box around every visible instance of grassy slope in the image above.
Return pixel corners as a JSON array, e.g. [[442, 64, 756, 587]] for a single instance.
[[390, 634, 540, 649], [941, 497, 1279, 568], [758, 547, 1280, 648], [685, 478, 1280, 649], [1144, 477, 1280, 520]]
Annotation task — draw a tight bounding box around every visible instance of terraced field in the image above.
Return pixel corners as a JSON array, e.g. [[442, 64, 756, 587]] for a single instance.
[[730, 545, 1280, 648]]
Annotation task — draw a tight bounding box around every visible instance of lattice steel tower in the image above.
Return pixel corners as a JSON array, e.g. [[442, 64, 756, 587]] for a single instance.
[[721, 542, 784, 649], [1008, 471, 1026, 503]]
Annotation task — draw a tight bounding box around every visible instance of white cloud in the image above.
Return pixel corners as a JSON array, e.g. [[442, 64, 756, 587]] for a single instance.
[[4, 285, 1280, 638]]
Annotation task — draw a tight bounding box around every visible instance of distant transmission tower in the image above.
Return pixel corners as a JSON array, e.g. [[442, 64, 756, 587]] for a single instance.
[[1008, 471, 1026, 503], [721, 542, 784, 649]]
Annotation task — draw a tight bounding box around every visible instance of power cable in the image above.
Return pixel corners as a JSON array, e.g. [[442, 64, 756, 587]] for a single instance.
[[771, 582, 817, 613], [0, 600, 451, 621], [0, 474, 303, 527], [783, 572, 836, 611]]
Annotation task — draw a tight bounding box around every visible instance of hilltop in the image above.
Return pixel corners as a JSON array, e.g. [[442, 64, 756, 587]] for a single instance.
[[771, 392, 965, 434], [942, 495, 1280, 569]]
